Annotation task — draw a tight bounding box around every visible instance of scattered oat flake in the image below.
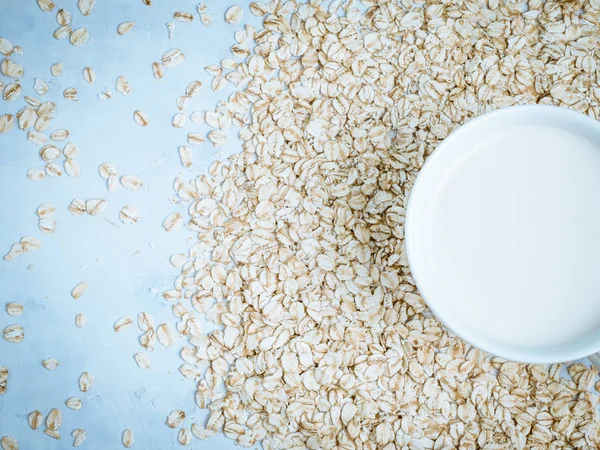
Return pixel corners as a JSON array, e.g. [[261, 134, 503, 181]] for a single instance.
[[116, 76, 131, 95], [152, 62, 163, 79], [6, 302, 23, 316], [64, 159, 81, 177], [66, 397, 83, 410], [36, 203, 55, 219], [34, 78, 49, 96], [41, 145, 60, 162], [54, 25, 72, 40], [122, 429, 134, 448], [174, 11, 193, 22], [118, 22, 135, 35], [179, 146, 192, 168], [69, 198, 86, 216], [187, 133, 205, 145], [162, 212, 183, 232], [27, 169, 46, 181], [78, 371, 93, 392], [0, 114, 14, 133], [4, 236, 41, 261], [75, 313, 86, 327], [161, 48, 184, 67], [3, 324, 24, 343], [71, 281, 88, 299], [46, 408, 62, 434], [98, 162, 117, 179], [200, 13, 213, 26], [63, 87, 78, 101], [29, 131, 48, 146], [166, 410, 185, 428], [1, 59, 24, 78], [42, 357, 59, 370], [86, 199, 107, 216], [134, 353, 150, 369], [137, 312, 154, 331], [3, 83, 21, 102], [119, 205, 140, 225], [56, 9, 71, 25], [156, 323, 178, 347], [166, 22, 175, 39], [78, 0, 95, 16], [185, 81, 202, 97], [29, 410, 43, 429], [83, 67, 96, 83], [114, 317, 133, 332], [0, 38, 13, 56], [0, 437, 18, 450], [38, 0, 55, 11], [98, 88, 112, 100], [178, 428, 192, 445], [207, 130, 226, 147], [72, 428, 87, 447], [63, 142, 79, 159], [0, 366, 6, 395], [172, 112, 186, 128], [70, 28, 89, 47], [107, 175, 119, 192], [50, 129, 69, 141], [121, 174, 143, 191], [38, 218, 57, 234], [133, 110, 149, 126], [51, 63, 63, 77], [225, 5, 243, 24]]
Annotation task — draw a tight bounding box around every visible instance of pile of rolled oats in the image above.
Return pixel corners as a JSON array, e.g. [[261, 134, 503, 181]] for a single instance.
[[158, 0, 600, 448]]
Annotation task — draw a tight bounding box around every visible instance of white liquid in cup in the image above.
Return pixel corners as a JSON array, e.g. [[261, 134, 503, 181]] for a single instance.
[[408, 112, 600, 361]]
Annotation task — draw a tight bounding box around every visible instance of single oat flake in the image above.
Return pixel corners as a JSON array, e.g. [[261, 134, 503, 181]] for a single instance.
[[161, 48, 184, 67], [38, 0, 55, 11], [4, 324, 25, 344], [51, 63, 63, 77], [66, 397, 83, 410], [83, 67, 96, 84], [72, 428, 87, 447], [174, 11, 193, 22], [114, 317, 133, 332], [28, 410, 43, 429], [0, 367, 6, 395], [166, 410, 185, 428], [70, 28, 89, 47], [121, 174, 143, 191], [78, 371, 94, 392], [118, 22, 135, 35], [69, 198, 86, 216], [86, 199, 107, 216], [0, 114, 14, 133], [75, 313, 87, 327], [56, 9, 71, 26], [78, 0, 95, 16], [122, 429, 134, 448], [225, 5, 243, 24], [152, 62, 163, 79], [0, 437, 18, 450], [178, 428, 192, 445], [119, 206, 140, 225], [116, 76, 131, 95], [71, 281, 88, 299], [6, 302, 23, 316], [42, 357, 59, 370], [50, 129, 69, 141], [133, 110, 149, 126], [134, 353, 150, 369], [162, 212, 182, 232], [35, 203, 56, 219], [27, 169, 45, 181], [156, 323, 178, 347]]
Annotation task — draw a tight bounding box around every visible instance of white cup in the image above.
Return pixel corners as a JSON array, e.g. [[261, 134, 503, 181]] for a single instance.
[[405, 105, 600, 368]]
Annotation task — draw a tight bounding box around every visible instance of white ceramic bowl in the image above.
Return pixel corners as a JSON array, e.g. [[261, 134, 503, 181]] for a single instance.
[[405, 105, 600, 366]]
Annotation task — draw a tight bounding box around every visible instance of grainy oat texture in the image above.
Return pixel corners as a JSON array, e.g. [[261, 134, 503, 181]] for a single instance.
[[3, 0, 600, 449], [155, 1, 600, 449]]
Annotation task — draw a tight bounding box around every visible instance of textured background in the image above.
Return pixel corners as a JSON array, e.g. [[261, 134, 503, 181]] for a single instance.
[[0, 0, 256, 448]]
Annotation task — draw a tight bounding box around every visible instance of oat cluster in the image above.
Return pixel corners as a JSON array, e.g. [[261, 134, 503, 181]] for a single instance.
[[158, 0, 600, 448]]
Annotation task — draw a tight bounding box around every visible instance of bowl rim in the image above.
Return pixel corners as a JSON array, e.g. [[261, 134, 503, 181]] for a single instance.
[[404, 104, 600, 364]]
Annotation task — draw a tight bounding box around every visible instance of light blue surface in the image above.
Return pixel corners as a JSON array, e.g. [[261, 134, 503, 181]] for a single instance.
[[0, 0, 257, 448]]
